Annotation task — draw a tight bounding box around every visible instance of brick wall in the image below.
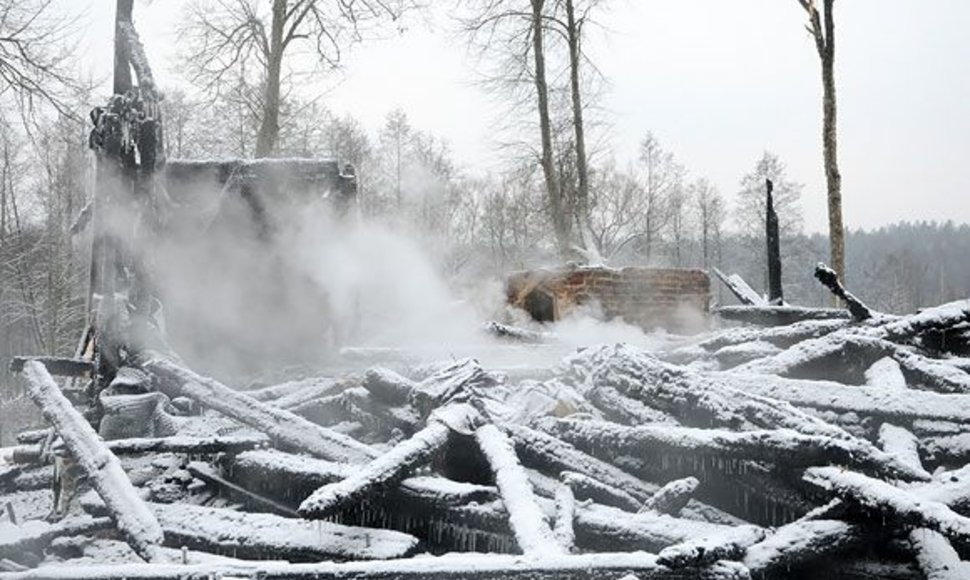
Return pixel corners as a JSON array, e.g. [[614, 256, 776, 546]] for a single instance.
[[507, 266, 710, 333]]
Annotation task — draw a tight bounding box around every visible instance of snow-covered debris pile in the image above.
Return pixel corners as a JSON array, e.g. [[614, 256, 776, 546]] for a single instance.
[[2, 298, 970, 579]]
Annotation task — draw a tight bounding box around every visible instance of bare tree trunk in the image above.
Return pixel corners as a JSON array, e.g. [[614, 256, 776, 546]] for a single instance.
[[565, 0, 589, 245], [800, 0, 844, 282], [530, 0, 568, 254], [255, 0, 286, 158], [820, 0, 844, 282], [113, 0, 133, 95]]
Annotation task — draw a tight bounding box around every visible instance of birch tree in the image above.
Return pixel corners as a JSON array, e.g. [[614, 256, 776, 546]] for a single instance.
[[795, 0, 845, 281]]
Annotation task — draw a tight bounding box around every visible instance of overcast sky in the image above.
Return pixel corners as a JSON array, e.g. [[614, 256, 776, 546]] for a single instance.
[[78, 0, 970, 233]]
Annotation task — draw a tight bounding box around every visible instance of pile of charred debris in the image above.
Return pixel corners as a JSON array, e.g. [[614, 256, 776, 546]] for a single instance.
[[2, 264, 970, 580], [5, 3, 970, 579]]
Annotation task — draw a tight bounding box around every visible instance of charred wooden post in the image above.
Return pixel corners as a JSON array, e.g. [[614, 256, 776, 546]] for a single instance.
[[814, 263, 873, 321], [20, 362, 163, 562], [765, 179, 783, 305]]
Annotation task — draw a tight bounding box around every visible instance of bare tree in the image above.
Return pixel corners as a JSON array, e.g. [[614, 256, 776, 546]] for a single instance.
[[689, 178, 726, 270], [556, 0, 603, 252], [636, 132, 682, 261], [457, 0, 574, 254], [180, 0, 419, 157], [379, 108, 411, 208], [0, 0, 80, 121], [735, 152, 803, 240], [795, 0, 844, 281]]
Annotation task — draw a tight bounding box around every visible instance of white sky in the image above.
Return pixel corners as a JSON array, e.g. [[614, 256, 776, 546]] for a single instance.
[[76, 0, 970, 233]]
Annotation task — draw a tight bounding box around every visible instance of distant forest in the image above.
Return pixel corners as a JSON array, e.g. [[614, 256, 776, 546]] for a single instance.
[[714, 221, 970, 313]]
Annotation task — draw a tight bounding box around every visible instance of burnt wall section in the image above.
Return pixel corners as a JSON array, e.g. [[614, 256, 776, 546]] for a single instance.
[[507, 267, 710, 333], [164, 158, 356, 230], [151, 158, 358, 380]]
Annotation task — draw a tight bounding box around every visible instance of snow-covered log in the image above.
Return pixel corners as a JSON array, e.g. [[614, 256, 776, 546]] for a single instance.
[[878, 424, 929, 480], [713, 267, 765, 306], [270, 378, 341, 410], [891, 347, 970, 394], [738, 333, 970, 393], [475, 423, 564, 555], [483, 321, 551, 344], [144, 354, 376, 463], [537, 417, 922, 481], [657, 524, 765, 568], [879, 299, 970, 343], [506, 424, 742, 525], [410, 359, 498, 417], [363, 368, 417, 405], [0, 551, 751, 580], [586, 385, 676, 425], [715, 305, 849, 327], [506, 423, 657, 503], [639, 477, 700, 515], [914, 464, 970, 515], [865, 357, 907, 388], [0, 516, 111, 562], [814, 263, 873, 321], [299, 405, 475, 519], [804, 466, 970, 546], [230, 449, 498, 509], [561, 471, 641, 512], [712, 341, 783, 369], [742, 519, 862, 576], [688, 319, 849, 354], [574, 502, 748, 553], [340, 387, 420, 435], [20, 361, 164, 562], [909, 528, 967, 580], [553, 483, 576, 552], [152, 502, 418, 562], [728, 371, 970, 425], [564, 345, 927, 480]]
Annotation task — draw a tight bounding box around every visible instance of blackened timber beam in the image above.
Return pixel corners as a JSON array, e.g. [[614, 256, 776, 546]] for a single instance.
[[8, 356, 93, 377]]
